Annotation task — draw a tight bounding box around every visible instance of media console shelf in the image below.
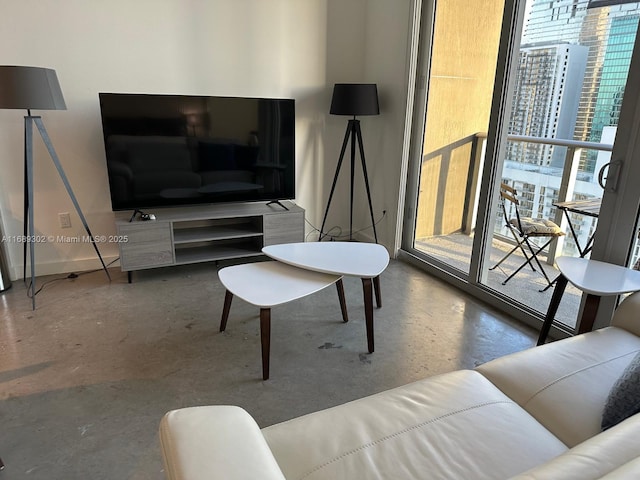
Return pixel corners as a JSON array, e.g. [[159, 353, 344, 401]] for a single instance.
[[115, 201, 304, 282]]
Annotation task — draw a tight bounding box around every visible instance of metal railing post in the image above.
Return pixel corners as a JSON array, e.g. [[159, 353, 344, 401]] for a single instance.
[[463, 134, 487, 234], [547, 146, 582, 264]]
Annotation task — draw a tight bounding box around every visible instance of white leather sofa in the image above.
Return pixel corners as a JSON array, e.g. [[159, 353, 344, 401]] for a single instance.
[[158, 291, 640, 480]]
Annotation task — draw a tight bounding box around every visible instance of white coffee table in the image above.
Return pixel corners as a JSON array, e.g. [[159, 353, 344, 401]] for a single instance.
[[218, 261, 345, 380], [262, 242, 390, 353]]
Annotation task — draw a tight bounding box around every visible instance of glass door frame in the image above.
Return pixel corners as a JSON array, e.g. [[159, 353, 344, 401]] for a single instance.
[[589, 37, 640, 330], [400, 0, 640, 333], [400, 0, 546, 329]]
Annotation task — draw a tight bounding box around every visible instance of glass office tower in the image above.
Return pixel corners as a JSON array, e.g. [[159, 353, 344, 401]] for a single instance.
[[510, 0, 640, 173]]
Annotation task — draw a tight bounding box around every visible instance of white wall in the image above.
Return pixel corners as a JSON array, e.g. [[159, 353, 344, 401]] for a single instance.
[[321, 0, 413, 246], [0, 0, 412, 279], [362, 0, 413, 247]]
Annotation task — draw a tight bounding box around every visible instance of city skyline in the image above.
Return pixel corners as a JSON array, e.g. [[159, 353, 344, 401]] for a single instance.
[[510, 0, 640, 172], [499, 0, 640, 258]]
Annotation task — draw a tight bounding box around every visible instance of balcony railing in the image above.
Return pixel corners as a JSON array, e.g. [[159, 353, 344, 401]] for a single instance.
[[422, 132, 614, 263]]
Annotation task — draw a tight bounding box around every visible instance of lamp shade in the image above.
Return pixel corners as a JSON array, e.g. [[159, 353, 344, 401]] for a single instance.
[[0, 66, 66, 110], [330, 83, 379, 116]]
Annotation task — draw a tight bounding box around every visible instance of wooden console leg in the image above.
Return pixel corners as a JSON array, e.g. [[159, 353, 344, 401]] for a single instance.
[[336, 279, 349, 322], [373, 275, 382, 308], [260, 308, 271, 380], [219, 290, 233, 332], [362, 278, 374, 353]]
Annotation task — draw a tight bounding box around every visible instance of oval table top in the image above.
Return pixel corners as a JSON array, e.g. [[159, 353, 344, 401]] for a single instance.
[[262, 242, 389, 278], [556, 256, 640, 296], [218, 261, 340, 308]]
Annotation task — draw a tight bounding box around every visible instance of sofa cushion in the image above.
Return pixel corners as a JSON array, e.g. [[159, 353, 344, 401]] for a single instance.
[[599, 456, 640, 479], [477, 326, 640, 447], [262, 370, 566, 480], [512, 217, 564, 236], [601, 352, 640, 430], [509, 413, 640, 480]]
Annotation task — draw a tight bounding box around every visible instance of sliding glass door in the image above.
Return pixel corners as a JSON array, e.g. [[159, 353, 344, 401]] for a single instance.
[[402, 0, 640, 332], [409, 0, 506, 276]]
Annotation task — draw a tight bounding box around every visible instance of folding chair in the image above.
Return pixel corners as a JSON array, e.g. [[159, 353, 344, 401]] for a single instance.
[[490, 183, 565, 291]]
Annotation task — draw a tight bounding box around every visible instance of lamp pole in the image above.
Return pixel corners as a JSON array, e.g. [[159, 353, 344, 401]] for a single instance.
[[319, 83, 379, 243], [0, 66, 111, 309], [319, 117, 377, 243]]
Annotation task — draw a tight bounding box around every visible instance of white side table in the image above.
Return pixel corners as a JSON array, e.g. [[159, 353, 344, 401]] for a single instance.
[[538, 257, 640, 345], [262, 242, 390, 353], [218, 261, 344, 380]]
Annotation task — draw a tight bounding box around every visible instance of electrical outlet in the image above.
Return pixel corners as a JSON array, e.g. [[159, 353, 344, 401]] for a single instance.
[[59, 212, 72, 229]]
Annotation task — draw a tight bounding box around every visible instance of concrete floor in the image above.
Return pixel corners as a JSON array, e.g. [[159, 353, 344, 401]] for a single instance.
[[0, 258, 537, 479]]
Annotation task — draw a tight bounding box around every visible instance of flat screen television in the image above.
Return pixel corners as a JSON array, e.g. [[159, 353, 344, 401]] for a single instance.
[[98, 93, 295, 211]]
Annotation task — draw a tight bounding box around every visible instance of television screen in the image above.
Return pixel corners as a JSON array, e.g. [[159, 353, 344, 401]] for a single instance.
[[98, 93, 295, 211]]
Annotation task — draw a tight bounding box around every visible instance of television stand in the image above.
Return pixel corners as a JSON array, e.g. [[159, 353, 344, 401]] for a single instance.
[[115, 201, 304, 282], [266, 200, 290, 211]]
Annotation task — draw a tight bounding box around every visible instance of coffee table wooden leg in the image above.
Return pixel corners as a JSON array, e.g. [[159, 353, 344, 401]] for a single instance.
[[537, 275, 567, 345], [219, 290, 234, 332], [578, 294, 601, 334], [260, 308, 271, 380], [373, 275, 382, 308], [362, 278, 374, 353], [336, 279, 349, 322]]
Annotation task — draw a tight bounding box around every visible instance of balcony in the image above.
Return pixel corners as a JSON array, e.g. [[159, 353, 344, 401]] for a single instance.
[[413, 132, 619, 329]]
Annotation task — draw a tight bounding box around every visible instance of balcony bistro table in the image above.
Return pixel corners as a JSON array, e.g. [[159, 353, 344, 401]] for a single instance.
[[263, 242, 390, 353], [537, 256, 640, 345], [553, 198, 601, 258]]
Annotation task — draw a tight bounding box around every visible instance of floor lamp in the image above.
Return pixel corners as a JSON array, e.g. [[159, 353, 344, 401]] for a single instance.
[[0, 66, 110, 309], [319, 83, 379, 242]]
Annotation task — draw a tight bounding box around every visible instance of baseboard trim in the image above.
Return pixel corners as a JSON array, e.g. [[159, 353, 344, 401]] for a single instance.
[[12, 255, 120, 280]]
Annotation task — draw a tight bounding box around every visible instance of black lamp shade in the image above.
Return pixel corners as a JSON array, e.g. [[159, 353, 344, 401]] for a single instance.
[[0, 66, 66, 110], [330, 83, 379, 116]]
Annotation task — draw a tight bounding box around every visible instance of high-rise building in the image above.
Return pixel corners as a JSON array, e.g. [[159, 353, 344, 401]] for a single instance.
[[500, 0, 640, 257], [510, 0, 640, 172], [507, 43, 587, 168]]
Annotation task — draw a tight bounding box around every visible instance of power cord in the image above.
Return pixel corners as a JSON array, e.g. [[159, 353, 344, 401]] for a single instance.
[[26, 257, 120, 300], [304, 209, 387, 242]]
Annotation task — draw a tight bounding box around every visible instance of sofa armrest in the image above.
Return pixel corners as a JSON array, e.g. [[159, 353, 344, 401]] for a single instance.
[[476, 327, 640, 447], [159, 406, 286, 480], [611, 290, 640, 336]]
